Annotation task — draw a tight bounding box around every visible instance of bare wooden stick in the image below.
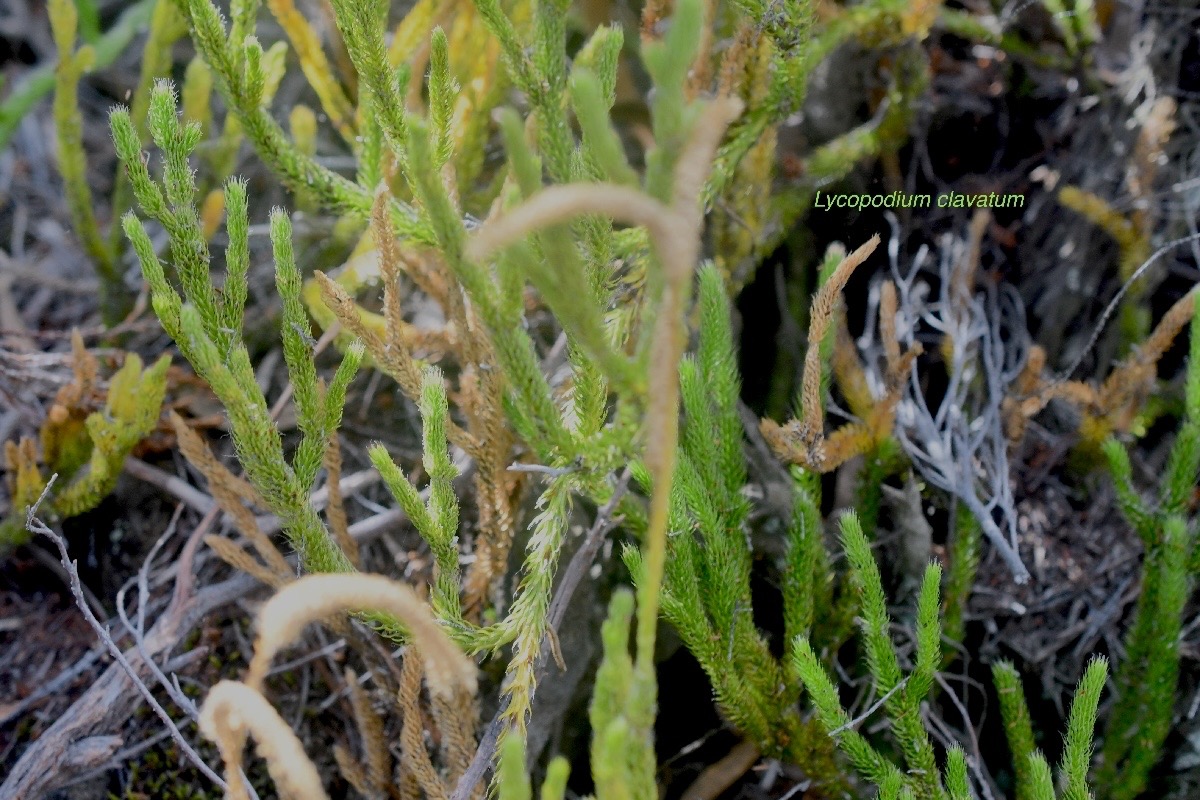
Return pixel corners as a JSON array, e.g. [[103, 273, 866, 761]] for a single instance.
[[20, 479, 233, 796], [679, 740, 761, 800]]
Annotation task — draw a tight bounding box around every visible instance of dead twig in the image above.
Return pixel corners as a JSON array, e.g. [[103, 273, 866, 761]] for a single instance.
[[680, 740, 762, 800], [1, 498, 403, 798], [19, 477, 235, 796]]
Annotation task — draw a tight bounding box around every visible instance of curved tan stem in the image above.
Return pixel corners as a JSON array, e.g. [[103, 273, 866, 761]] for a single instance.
[[671, 95, 744, 214], [245, 573, 476, 699], [466, 184, 674, 264], [199, 680, 328, 800], [800, 235, 880, 437]]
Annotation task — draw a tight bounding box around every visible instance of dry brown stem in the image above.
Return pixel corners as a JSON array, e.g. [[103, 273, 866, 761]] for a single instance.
[[760, 236, 882, 471], [334, 744, 374, 798], [170, 411, 292, 578], [685, 0, 718, 96], [367, 182, 516, 615], [459, 366, 517, 614], [316, 270, 426, 401], [953, 210, 988, 310], [398, 652, 450, 800], [832, 311, 874, 418], [1003, 286, 1198, 443], [1128, 97, 1176, 206], [1093, 286, 1198, 424], [324, 433, 358, 567], [640, 0, 671, 42], [759, 233, 926, 472], [203, 535, 290, 589], [345, 667, 391, 795], [716, 22, 756, 98], [170, 411, 264, 507], [801, 235, 880, 438], [880, 279, 902, 380]]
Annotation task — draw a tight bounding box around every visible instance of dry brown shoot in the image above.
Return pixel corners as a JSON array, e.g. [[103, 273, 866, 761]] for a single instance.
[[685, 0, 718, 96], [1002, 345, 1049, 442], [832, 312, 874, 419], [759, 234, 925, 472], [1015, 345, 1046, 396], [881, 278, 923, 400], [324, 434, 358, 567], [434, 176, 517, 615], [170, 411, 264, 507], [1128, 97, 1177, 208], [370, 187, 455, 349], [429, 663, 480, 794], [203, 535, 290, 589], [640, 0, 671, 42], [345, 667, 392, 795], [374, 187, 411, 356], [459, 368, 517, 615], [399, 766, 423, 800], [760, 236, 882, 471], [398, 652, 450, 800], [39, 330, 99, 468], [880, 280, 902, 381], [1002, 287, 1198, 446], [333, 743, 375, 799], [316, 270, 427, 402], [1129, 285, 1198, 376], [170, 411, 291, 579], [4, 438, 41, 511], [716, 22, 756, 98], [313, 267, 474, 456], [59, 329, 99, 413], [245, 573, 477, 699], [952, 210, 988, 309], [368, 182, 516, 615], [199, 680, 329, 800], [819, 423, 874, 472], [1092, 287, 1199, 427], [801, 235, 880, 438]]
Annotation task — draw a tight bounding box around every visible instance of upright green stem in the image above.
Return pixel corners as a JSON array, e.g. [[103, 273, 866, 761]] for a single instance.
[[0, 0, 157, 149]]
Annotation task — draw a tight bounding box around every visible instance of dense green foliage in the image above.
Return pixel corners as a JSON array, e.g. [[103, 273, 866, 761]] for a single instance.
[[6, 0, 1198, 796]]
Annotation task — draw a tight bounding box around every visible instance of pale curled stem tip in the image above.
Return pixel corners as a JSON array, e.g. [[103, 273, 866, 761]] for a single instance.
[[247, 573, 476, 699], [671, 94, 745, 213], [199, 680, 328, 800], [465, 184, 674, 264]]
